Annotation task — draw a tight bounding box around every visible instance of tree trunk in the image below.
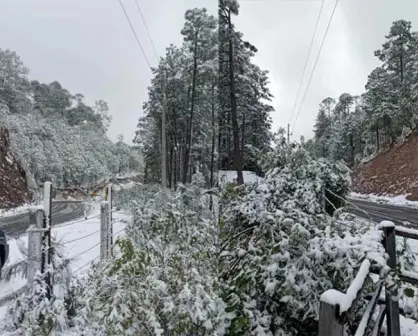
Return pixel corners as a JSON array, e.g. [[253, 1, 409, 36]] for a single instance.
[[241, 112, 246, 168], [210, 80, 216, 189], [182, 39, 199, 184], [227, 11, 244, 185]]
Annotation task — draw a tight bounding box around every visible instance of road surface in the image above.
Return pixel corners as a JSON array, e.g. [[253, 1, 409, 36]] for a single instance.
[[0, 201, 87, 238], [347, 198, 418, 228]]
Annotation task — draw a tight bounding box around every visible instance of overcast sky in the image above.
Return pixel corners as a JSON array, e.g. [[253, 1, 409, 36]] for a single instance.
[[0, 0, 417, 144]]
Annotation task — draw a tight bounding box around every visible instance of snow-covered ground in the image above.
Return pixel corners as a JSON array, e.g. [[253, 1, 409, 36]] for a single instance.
[[0, 203, 127, 318], [350, 192, 418, 208]]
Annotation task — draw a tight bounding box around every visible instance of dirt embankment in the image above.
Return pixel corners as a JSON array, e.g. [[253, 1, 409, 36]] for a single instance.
[[0, 127, 31, 209], [352, 131, 418, 200]]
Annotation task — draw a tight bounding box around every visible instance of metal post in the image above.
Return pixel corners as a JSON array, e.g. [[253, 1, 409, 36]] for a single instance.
[[100, 202, 109, 261], [383, 223, 401, 336], [318, 299, 345, 336], [42, 182, 53, 298]]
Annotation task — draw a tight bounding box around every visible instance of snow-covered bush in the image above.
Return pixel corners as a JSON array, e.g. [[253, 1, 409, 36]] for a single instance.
[[1, 237, 73, 335], [220, 146, 386, 335], [69, 174, 229, 335], [260, 136, 351, 215]]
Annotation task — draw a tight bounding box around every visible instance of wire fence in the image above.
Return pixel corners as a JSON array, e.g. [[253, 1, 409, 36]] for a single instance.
[[0, 204, 127, 306]]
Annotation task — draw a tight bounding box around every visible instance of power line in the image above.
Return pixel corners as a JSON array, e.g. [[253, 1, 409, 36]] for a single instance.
[[116, 0, 152, 70], [288, 0, 325, 125], [291, 0, 340, 133], [134, 0, 159, 61]]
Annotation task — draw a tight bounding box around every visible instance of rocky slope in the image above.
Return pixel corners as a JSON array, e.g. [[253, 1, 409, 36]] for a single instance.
[[352, 131, 418, 200], [0, 127, 31, 209]]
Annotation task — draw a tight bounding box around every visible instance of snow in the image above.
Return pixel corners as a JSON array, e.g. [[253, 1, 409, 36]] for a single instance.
[[218, 170, 262, 185], [401, 270, 418, 281], [396, 226, 418, 238], [0, 203, 32, 218], [0, 203, 128, 317], [320, 259, 371, 313], [350, 192, 418, 208], [378, 220, 395, 228], [400, 315, 418, 336]]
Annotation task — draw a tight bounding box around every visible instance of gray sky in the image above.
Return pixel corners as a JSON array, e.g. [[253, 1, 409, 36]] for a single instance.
[[0, 0, 417, 143]]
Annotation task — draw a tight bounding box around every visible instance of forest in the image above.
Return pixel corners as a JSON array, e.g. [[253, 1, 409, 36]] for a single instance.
[[134, 4, 273, 187], [0, 48, 141, 191], [310, 20, 418, 167]]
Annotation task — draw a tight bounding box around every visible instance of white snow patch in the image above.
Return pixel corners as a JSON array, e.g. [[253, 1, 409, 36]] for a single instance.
[[218, 170, 262, 185], [400, 315, 418, 336], [378, 220, 395, 228]]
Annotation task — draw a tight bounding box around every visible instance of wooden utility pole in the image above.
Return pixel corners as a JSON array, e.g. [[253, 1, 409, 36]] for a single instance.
[[161, 71, 167, 188], [287, 123, 292, 144]]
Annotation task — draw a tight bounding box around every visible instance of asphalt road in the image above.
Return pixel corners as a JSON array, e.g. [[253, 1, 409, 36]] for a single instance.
[[347, 198, 418, 228], [0, 201, 87, 238]]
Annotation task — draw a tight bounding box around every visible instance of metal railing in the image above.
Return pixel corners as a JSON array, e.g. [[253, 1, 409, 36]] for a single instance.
[[318, 221, 418, 336]]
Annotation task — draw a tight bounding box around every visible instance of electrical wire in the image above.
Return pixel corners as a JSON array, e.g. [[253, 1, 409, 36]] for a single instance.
[[288, 0, 325, 126], [291, 0, 340, 133], [116, 0, 153, 70], [134, 0, 159, 61]]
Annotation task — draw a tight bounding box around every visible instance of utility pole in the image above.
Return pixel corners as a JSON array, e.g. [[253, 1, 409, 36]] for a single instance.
[[287, 123, 292, 144], [161, 71, 167, 188]]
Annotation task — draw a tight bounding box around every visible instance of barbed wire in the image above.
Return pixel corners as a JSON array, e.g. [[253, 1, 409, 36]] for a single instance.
[[53, 213, 102, 229], [62, 228, 102, 245]]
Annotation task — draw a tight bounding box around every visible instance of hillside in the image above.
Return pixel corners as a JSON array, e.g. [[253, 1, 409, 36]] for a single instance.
[[0, 127, 31, 208], [0, 48, 143, 208], [352, 130, 418, 200]]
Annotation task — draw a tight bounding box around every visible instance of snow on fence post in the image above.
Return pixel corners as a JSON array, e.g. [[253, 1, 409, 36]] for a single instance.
[[27, 208, 43, 284], [42, 181, 53, 299], [318, 296, 345, 336], [100, 202, 109, 261], [381, 221, 401, 336]]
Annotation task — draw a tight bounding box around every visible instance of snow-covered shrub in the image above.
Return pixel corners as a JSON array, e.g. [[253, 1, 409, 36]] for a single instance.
[[1, 236, 73, 335], [260, 137, 350, 216], [220, 146, 386, 335], [69, 174, 229, 335]]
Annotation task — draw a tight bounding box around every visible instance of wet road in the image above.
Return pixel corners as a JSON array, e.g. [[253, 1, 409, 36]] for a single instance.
[[347, 198, 418, 228], [0, 201, 86, 238]]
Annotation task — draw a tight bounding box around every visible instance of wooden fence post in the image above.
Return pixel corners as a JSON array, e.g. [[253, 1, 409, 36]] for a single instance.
[[27, 208, 43, 284], [318, 298, 345, 336], [382, 222, 401, 336], [100, 202, 109, 261]]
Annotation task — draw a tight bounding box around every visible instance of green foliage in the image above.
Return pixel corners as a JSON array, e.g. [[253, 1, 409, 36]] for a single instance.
[[219, 146, 384, 335]]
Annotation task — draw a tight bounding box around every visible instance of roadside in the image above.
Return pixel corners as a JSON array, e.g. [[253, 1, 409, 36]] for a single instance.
[[0, 205, 128, 317]]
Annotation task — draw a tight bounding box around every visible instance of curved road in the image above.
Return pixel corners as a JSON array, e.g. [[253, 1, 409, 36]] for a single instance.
[[348, 198, 418, 228], [0, 201, 87, 238]]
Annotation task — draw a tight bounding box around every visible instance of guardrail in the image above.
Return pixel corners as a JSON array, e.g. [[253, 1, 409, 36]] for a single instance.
[[318, 221, 418, 336]]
